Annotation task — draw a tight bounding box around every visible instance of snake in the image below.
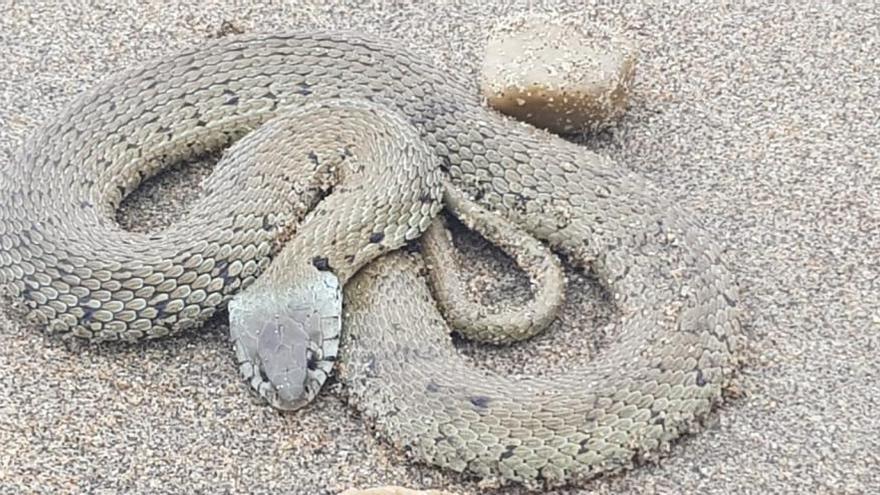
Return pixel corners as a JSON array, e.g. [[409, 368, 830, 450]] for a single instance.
[[0, 31, 742, 488]]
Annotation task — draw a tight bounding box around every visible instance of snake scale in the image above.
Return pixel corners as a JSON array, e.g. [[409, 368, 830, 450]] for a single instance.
[[0, 31, 742, 488]]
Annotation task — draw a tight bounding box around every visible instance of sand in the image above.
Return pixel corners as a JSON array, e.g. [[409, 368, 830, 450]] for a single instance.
[[1, 1, 878, 494]]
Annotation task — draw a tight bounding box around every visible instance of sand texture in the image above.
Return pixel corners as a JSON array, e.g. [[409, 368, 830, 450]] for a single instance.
[[1, 1, 878, 494]]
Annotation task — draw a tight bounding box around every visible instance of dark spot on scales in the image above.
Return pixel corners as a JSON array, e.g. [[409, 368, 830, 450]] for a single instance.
[[403, 240, 421, 254], [312, 256, 331, 271], [469, 395, 491, 409], [81, 306, 97, 323], [368, 232, 384, 243], [425, 380, 440, 393], [418, 192, 433, 204], [500, 445, 516, 460], [215, 260, 231, 282], [308, 151, 319, 165], [154, 299, 168, 318], [296, 82, 313, 96], [577, 438, 592, 454], [695, 368, 707, 387], [722, 292, 737, 307], [651, 410, 666, 426]]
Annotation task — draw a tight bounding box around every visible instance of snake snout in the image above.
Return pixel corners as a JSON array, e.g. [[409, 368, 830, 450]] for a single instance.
[[256, 316, 313, 410]]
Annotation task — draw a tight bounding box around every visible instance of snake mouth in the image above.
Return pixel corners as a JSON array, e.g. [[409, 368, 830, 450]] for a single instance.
[[262, 370, 312, 411]]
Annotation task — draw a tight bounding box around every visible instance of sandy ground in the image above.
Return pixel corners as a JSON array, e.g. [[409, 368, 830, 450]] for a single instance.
[[1, 1, 878, 494]]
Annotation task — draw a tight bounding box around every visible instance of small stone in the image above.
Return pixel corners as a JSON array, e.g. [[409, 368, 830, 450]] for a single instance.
[[480, 14, 637, 134]]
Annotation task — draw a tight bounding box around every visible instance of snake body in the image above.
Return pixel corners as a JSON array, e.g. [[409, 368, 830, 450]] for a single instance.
[[0, 31, 742, 487]]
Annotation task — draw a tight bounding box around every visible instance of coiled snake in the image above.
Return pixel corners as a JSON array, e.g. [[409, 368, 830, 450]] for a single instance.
[[0, 31, 742, 488]]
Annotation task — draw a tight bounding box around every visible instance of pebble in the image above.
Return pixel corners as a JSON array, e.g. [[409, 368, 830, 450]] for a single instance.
[[480, 13, 636, 134]]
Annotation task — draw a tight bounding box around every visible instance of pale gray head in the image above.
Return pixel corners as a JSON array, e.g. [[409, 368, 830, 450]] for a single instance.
[[228, 269, 342, 412], [257, 315, 313, 410]]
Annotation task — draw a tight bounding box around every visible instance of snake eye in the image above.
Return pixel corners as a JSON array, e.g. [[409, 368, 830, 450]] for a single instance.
[[305, 345, 321, 371]]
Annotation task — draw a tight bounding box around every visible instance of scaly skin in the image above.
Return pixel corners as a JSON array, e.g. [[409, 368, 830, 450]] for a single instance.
[[0, 31, 742, 488]]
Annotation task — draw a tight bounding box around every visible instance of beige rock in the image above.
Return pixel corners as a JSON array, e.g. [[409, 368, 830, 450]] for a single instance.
[[339, 487, 459, 495], [481, 14, 637, 134]]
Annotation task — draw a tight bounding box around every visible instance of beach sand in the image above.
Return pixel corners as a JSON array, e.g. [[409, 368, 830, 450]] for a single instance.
[[1, 1, 878, 494]]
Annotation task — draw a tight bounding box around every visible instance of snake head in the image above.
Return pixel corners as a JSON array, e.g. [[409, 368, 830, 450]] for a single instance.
[[228, 271, 342, 411]]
